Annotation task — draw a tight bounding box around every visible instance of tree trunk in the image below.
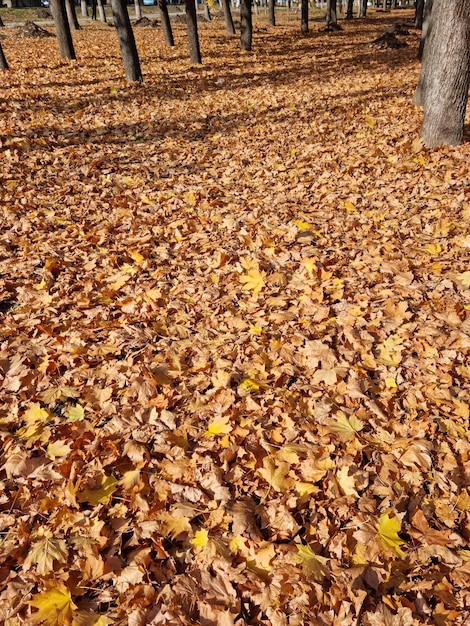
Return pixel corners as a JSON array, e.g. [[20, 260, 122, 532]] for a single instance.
[[417, 0, 433, 60], [240, 0, 252, 50], [301, 0, 308, 32], [80, 0, 88, 17], [134, 0, 142, 20], [326, 0, 337, 26], [91, 0, 97, 19], [358, 0, 367, 17], [220, 0, 235, 34], [185, 0, 202, 64], [0, 41, 8, 70], [111, 0, 143, 82], [98, 0, 107, 21], [345, 0, 353, 19], [419, 0, 470, 147], [268, 0, 275, 26], [50, 0, 76, 59], [414, 0, 424, 29], [203, 0, 212, 20], [159, 0, 175, 45], [65, 0, 81, 30]]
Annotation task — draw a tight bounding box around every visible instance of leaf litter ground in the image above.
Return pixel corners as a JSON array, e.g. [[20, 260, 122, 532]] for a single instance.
[[1, 10, 470, 626]]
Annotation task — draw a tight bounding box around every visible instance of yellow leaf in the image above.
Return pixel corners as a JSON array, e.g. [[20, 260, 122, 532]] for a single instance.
[[302, 257, 317, 273], [325, 412, 363, 441], [205, 415, 232, 437], [77, 475, 118, 506], [385, 377, 397, 390], [449, 271, 470, 286], [34, 279, 48, 290], [376, 334, 404, 366], [294, 544, 329, 581], [343, 200, 358, 214], [65, 404, 85, 422], [336, 466, 359, 498], [183, 191, 197, 207], [46, 440, 72, 459], [119, 469, 142, 491], [129, 250, 144, 264], [258, 456, 294, 492], [239, 269, 266, 293], [376, 513, 406, 558], [29, 583, 77, 625], [365, 115, 375, 127], [424, 243, 441, 255], [293, 220, 312, 231], [192, 529, 209, 548], [247, 544, 275, 576], [72, 613, 114, 626], [24, 535, 68, 576], [238, 378, 260, 393]]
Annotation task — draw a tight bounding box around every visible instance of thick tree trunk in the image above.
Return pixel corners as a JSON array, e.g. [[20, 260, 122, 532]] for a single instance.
[[414, 0, 424, 29], [80, 0, 88, 17], [159, 0, 174, 45], [358, 0, 367, 17], [345, 0, 353, 19], [98, 0, 107, 21], [417, 0, 433, 60], [50, 0, 76, 60], [220, 0, 235, 34], [134, 0, 142, 20], [326, 0, 337, 26], [111, 0, 143, 82], [65, 0, 81, 30], [185, 0, 202, 64], [419, 0, 470, 147], [240, 0, 252, 50], [301, 0, 308, 32], [0, 41, 8, 70], [268, 0, 275, 26]]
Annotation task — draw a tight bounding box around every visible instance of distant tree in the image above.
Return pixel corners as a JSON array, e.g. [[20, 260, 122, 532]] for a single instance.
[[97, 0, 107, 21], [111, 0, 143, 81], [240, 0, 253, 50], [0, 41, 8, 70], [417, 0, 470, 147], [80, 0, 88, 17], [220, 0, 235, 34], [268, 0, 275, 26], [50, 0, 76, 60], [159, 0, 175, 45], [65, 0, 81, 29], [345, 0, 353, 19], [185, 0, 202, 64], [134, 0, 142, 20], [326, 0, 337, 28], [358, 0, 367, 17], [417, 0, 433, 59], [301, 0, 308, 32], [414, 0, 425, 29], [203, 0, 212, 20]]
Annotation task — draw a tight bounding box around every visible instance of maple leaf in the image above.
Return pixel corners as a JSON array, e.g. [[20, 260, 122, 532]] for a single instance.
[[294, 544, 329, 581], [324, 412, 364, 441], [192, 529, 209, 548], [376, 334, 404, 366], [376, 513, 406, 558], [449, 270, 470, 286], [29, 583, 77, 625], [336, 466, 359, 498], [23, 531, 68, 575], [239, 269, 266, 293], [205, 415, 232, 436], [77, 475, 118, 506], [258, 456, 294, 492]]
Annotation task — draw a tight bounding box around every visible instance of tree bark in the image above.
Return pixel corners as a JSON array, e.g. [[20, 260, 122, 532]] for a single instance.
[[111, 0, 143, 82], [220, 0, 235, 34], [417, 0, 433, 60], [419, 0, 470, 147], [268, 0, 275, 26], [159, 0, 174, 45], [0, 41, 8, 70], [414, 0, 424, 29], [345, 0, 353, 19], [185, 0, 202, 64], [240, 0, 252, 50], [65, 0, 81, 30], [301, 0, 308, 32], [134, 0, 142, 20], [97, 0, 107, 22], [203, 0, 212, 20], [326, 0, 337, 27], [358, 0, 367, 17], [80, 0, 88, 17], [50, 0, 76, 60]]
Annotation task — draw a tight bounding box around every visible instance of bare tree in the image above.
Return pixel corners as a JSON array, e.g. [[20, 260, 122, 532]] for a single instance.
[[268, 0, 275, 26], [220, 0, 236, 34], [111, 0, 143, 82], [50, 0, 76, 60], [301, 0, 308, 32], [185, 0, 202, 64], [159, 0, 175, 45], [240, 0, 253, 50]]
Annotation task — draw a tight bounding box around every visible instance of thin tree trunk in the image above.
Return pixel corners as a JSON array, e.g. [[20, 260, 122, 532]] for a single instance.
[[0, 41, 8, 70], [50, 0, 76, 59], [268, 0, 275, 26], [301, 0, 308, 32], [419, 0, 470, 147], [80, 0, 88, 17], [65, 0, 81, 30], [203, 1, 212, 19], [240, 0, 252, 50], [345, 0, 353, 19], [111, 0, 143, 82], [358, 0, 367, 17], [326, 0, 337, 26], [159, 0, 174, 44], [414, 0, 424, 29], [417, 0, 433, 60], [91, 0, 97, 19], [134, 0, 142, 20], [97, 0, 107, 21], [185, 0, 202, 64], [220, 0, 235, 34]]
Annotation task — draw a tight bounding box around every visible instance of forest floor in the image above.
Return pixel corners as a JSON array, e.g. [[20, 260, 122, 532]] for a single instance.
[[1, 9, 470, 626]]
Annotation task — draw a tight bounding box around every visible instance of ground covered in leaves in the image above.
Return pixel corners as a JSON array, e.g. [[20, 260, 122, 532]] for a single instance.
[[1, 9, 470, 626]]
